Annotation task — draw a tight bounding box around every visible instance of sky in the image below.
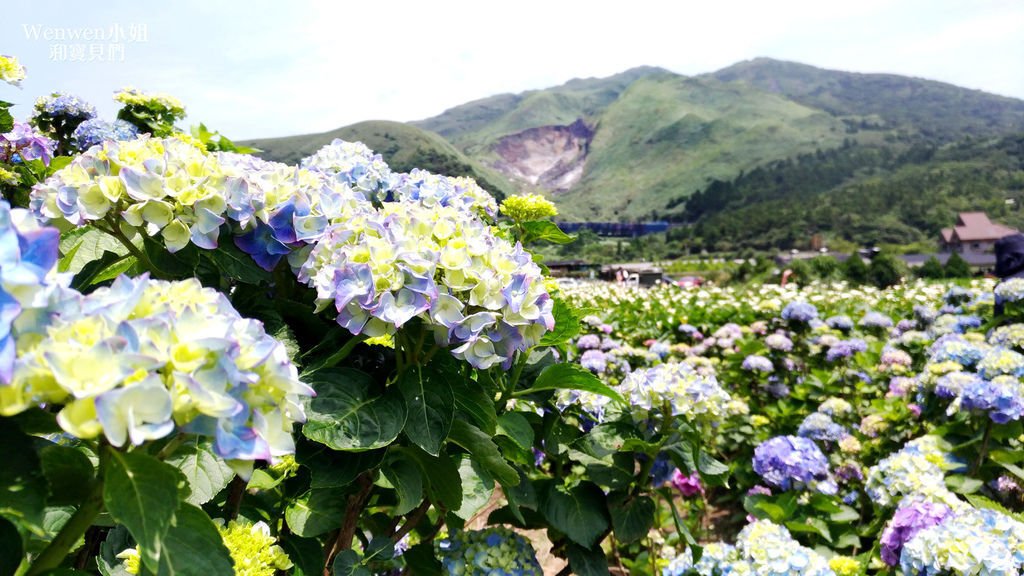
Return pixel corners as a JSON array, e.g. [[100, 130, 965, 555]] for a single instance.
[[4, 0, 1023, 140]]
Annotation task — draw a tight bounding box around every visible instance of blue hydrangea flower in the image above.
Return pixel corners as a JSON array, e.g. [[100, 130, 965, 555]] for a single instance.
[[742, 354, 774, 372], [826, 315, 853, 331], [826, 339, 867, 362], [797, 412, 847, 442], [436, 528, 542, 576], [781, 301, 818, 324], [753, 435, 833, 493], [579, 349, 607, 374], [575, 334, 601, 350], [995, 278, 1024, 304], [70, 118, 139, 150], [859, 311, 893, 329], [959, 375, 1024, 423]]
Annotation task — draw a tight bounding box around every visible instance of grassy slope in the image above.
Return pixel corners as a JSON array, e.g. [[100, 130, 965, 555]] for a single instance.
[[240, 120, 516, 199], [710, 58, 1024, 140], [553, 74, 849, 220]]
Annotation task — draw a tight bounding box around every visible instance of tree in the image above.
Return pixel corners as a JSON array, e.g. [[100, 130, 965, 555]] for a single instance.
[[843, 253, 869, 284], [915, 256, 945, 279], [944, 252, 972, 278], [868, 252, 906, 288]]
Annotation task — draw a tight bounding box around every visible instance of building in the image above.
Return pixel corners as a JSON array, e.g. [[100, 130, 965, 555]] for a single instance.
[[940, 212, 1018, 257]]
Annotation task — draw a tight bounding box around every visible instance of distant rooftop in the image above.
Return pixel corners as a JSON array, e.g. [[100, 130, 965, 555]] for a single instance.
[[941, 212, 1017, 243]]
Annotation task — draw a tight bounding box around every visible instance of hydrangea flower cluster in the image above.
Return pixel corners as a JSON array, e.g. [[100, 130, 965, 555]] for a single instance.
[[390, 169, 498, 220], [753, 436, 835, 494], [300, 138, 395, 198], [0, 201, 72, 384], [298, 201, 552, 369], [797, 412, 847, 442], [0, 55, 26, 87], [662, 542, 737, 576], [1, 274, 312, 467], [742, 354, 774, 372], [1, 121, 56, 165], [436, 527, 542, 576], [675, 521, 837, 576], [817, 397, 853, 417], [500, 193, 558, 222], [879, 500, 953, 566], [781, 301, 818, 324], [579, 349, 607, 373], [670, 469, 704, 497], [977, 346, 1024, 379], [957, 375, 1024, 423], [825, 315, 853, 331], [825, 339, 867, 362], [765, 332, 793, 351], [576, 334, 601, 350], [995, 277, 1024, 304], [217, 520, 293, 576], [71, 118, 140, 150], [864, 436, 960, 507], [31, 92, 96, 136], [31, 136, 227, 251], [114, 87, 186, 117], [899, 509, 1023, 576], [618, 362, 735, 421], [858, 311, 893, 329]]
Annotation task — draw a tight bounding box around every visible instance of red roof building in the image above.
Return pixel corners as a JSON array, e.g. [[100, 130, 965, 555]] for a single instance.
[[940, 212, 1018, 255]]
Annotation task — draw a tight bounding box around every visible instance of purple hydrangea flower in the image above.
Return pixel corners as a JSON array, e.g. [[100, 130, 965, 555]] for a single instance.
[[797, 413, 847, 442], [742, 354, 774, 372], [753, 435, 832, 493], [670, 469, 704, 497], [826, 315, 854, 331], [781, 301, 818, 323], [579, 349, 607, 374], [1, 122, 56, 166], [880, 501, 952, 566], [575, 334, 601, 350], [860, 311, 893, 329], [826, 339, 867, 362]]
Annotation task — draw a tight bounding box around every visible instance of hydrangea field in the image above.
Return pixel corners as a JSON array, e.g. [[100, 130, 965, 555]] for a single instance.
[[1, 53, 1023, 576]]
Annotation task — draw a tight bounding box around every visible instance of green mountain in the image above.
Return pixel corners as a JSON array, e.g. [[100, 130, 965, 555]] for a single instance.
[[710, 58, 1024, 141], [244, 59, 1024, 231], [240, 120, 515, 200]]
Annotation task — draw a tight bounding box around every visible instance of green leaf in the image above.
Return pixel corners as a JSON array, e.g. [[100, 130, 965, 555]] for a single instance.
[[450, 369, 497, 435], [539, 298, 581, 346], [0, 421, 46, 535], [39, 444, 95, 506], [834, 531, 862, 550], [521, 220, 575, 245], [990, 450, 1024, 481], [608, 493, 655, 544], [97, 526, 133, 576], [566, 543, 610, 576], [202, 240, 268, 284], [155, 503, 234, 575], [103, 450, 182, 571], [302, 368, 408, 451], [786, 519, 831, 543], [526, 364, 625, 404], [164, 438, 234, 506], [382, 458, 424, 516], [696, 450, 730, 486], [71, 251, 129, 291], [454, 456, 494, 520], [946, 474, 984, 495], [403, 542, 442, 576], [496, 413, 534, 451], [830, 505, 861, 523], [538, 480, 610, 548], [332, 550, 370, 576], [297, 441, 386, 490], [285, 488, 349, 538], [396, 447, 463, 511], [279, 536, 324, 576], [398, 362, 455, 456], [965, 494, 1024, 523], [447, 420, 518, 486], [0, 516, 22, 576]]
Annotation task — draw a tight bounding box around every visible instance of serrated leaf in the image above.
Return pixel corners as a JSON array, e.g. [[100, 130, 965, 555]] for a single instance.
[[382, 458, 424, 516], [397, 447, 463, 512], [203, 241, 268, 284], [526, 364, 625, 404], [496, 412, 534, 451], [285, 489, 348, 538], [454, 456, 494, 520], [297, 440, 386, 490], [103, 450, 181, 571], [447, 420, 518, 486], [450, 368, 497, 435], [333, 550, 370, 576], [566, 543, 609, 576], [521, 220, 575, 245], [155, 503, 234, 575], [0, 421, 47, 536], [539, 298, 581, 346], [538, 480, 609, 548], [398, 362, 455, 456], [164, 438, 234, 506], [279, 536, 324, 576], [302, 368, 407, 451], [608, 493, 655, 544]]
